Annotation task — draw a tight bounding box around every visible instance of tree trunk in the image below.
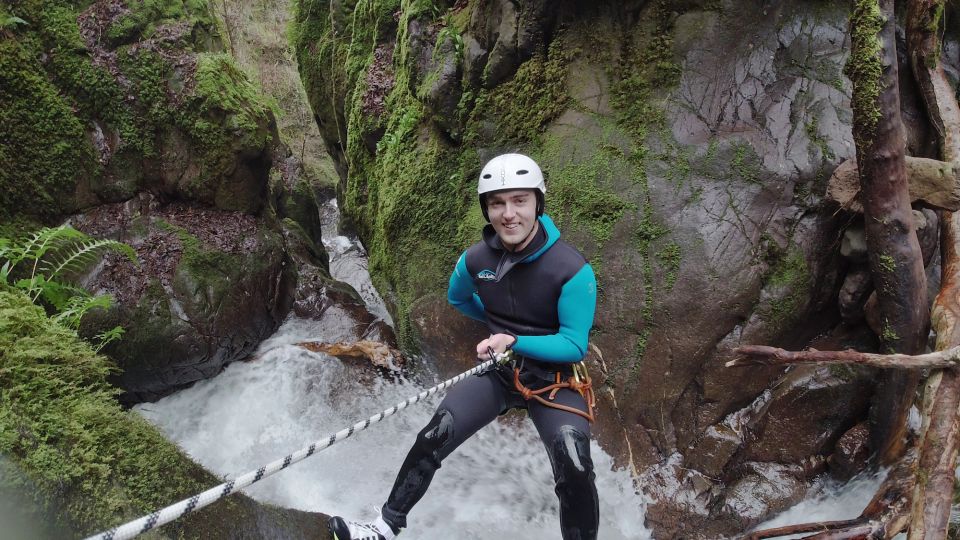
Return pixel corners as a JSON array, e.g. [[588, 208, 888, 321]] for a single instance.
[[847, 0, 928, 466], [906, 1, 960, 537]]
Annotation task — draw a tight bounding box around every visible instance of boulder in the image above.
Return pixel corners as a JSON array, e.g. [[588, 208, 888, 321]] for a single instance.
[[74, 197, 295, 404]]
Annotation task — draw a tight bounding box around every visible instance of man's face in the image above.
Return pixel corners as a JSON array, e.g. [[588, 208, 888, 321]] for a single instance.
[[486, 189, 538, 251]]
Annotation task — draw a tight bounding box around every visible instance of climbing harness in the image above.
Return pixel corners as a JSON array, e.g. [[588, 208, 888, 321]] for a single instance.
[[512, 357, 596, 423], [84, 351, 514, 540]]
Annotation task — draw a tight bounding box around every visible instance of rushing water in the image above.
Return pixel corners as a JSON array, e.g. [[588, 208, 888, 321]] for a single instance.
[[137, 329, 651, 539], [134, 197, 909, 539], [750, 470, 888, 538], [137, 198, 649, 538]]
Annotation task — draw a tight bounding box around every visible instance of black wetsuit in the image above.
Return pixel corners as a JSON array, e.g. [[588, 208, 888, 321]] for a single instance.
[[380, 215, 600, 540]]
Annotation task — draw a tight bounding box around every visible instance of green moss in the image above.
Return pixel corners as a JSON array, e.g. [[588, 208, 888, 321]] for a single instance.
[[763, 247, 812, 328], [878, 253, 896, 273], [0, 288, 209, 534], [657, 242, 682, 289], [844, 0, 885, 149], [472, 38, 573, 143], [108, 0, 213, 43], [0, 39, 91, 222], [881, 320, 899, 344], [538, 137, 634, 246], [730, 142, 762, 184], [805, 116, 836, 161]]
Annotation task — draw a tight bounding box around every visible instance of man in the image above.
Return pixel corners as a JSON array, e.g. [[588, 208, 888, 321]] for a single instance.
[[329, 153, 599, 540]]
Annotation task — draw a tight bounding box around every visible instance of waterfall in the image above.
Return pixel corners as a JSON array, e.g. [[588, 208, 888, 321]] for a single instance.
[[137, 326, 652, 539]]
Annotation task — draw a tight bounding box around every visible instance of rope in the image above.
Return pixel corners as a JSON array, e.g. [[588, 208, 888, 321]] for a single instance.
[[512, 364, 596, 423], [85, 355, 505, 540]]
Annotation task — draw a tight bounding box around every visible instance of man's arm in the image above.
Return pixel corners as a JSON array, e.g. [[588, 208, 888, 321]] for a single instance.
[[513, 263, 597, 363], [447, 252, 486, 321]]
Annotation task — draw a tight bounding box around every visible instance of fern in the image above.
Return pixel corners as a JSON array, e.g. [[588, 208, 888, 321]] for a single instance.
[[42, 237, 137, 284], [1, 225, 137, 349]]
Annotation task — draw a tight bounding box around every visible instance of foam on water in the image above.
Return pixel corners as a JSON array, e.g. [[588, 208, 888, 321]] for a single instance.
[[137, 327, 651, 539], [750, 469, 894, 539]]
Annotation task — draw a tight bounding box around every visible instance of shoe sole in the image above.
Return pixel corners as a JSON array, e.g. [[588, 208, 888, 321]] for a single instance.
[[328, 516, 349, 540]]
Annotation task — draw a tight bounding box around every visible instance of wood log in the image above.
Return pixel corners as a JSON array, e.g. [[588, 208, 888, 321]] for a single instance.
[[728, 344, 960, 369], [826, 157, 960, 213], [850, 0, 927, 468], [905, 1, 960, 537]]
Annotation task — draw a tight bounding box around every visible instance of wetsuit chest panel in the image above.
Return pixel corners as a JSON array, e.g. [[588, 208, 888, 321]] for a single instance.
[[465, 240, 585, 337]]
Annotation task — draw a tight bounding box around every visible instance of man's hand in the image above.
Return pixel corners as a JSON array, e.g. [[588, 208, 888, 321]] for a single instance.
[[476, 333, 516, 360]]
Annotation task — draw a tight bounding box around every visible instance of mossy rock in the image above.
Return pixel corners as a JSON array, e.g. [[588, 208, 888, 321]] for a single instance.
[[0, 288, 329, 539], [1, 0, 279, 222], [74, 203, 295, 403]]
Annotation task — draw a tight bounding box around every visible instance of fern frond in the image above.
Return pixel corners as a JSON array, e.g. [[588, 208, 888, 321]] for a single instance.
[[41, 238, 136, 282], [20, 226, 87, 276], [53, 294, 114, 330]]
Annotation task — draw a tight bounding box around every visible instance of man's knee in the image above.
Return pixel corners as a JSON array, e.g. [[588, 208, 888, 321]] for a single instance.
[[413, 408, 456, 463], [548, 426, 595, 487]]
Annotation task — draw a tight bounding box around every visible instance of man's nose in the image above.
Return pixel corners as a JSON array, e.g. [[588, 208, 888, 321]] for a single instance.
[[503, 202, 517, 218]]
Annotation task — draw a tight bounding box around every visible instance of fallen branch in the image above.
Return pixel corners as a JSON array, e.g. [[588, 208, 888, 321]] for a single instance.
[[727, 345, 960, 369], [743, 518, 878, 539]]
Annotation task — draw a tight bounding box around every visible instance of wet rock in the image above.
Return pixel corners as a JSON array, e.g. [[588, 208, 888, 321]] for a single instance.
[[829, 421, 871, 480], [637, 454, 714, 539], [840, 222, 868, 262], [73, 197, 295, 404], [409, 293, 488, 378], [405, 16, 462, 137], [467, 0, 553, 88], [713, 462, 809, 534], [839, 266, 872, 323], [915, 207, 939, 267], [741, 365, 872, 463]]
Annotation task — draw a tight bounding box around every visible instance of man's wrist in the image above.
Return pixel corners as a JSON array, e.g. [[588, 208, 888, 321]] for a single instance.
[[504, 331, 518, 349]]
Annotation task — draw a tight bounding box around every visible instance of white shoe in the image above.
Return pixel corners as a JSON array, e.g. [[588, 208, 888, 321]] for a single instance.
[[328, 514, 396, 540]]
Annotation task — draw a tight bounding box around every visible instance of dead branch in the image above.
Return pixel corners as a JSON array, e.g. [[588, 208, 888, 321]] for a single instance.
[[295, 339, 404, 370], [742, 518, 875, 540], [727, 345, 960, 369]]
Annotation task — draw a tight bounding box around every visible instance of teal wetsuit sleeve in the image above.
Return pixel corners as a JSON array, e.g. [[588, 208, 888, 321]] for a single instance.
[[447, 252, 486, 322], [513, 264, 596, 363]]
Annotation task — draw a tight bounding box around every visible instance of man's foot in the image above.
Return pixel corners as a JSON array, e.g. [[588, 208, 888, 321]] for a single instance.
[[328, 515, 396, 540]]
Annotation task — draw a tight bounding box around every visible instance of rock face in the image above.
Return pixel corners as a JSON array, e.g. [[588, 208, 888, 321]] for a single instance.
[[2, 0, 391, 406], [73, 197, 296, 403], [293, 0, 948, 536]]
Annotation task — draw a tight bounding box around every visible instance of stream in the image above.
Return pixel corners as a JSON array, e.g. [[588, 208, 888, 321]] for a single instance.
[[135, 198, 903, 539], [136, 198, 651, 539]]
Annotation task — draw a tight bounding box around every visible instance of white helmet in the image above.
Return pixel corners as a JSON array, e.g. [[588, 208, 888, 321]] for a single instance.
[[477, 153, 546, 220]]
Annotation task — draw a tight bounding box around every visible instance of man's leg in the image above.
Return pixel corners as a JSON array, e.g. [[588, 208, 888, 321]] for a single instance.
[[380, 370, 508, 531], [528, 388, 599, 540]]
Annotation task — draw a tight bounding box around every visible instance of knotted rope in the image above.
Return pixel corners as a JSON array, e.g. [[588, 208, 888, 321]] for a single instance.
[[512, 362, 596, 423]]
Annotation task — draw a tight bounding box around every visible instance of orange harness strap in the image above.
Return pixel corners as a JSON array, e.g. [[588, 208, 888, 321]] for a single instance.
[[512, 364, 596, 423]]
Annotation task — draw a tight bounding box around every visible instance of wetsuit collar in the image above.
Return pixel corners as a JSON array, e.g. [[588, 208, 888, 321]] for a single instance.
[[481, 215, 561, 281]]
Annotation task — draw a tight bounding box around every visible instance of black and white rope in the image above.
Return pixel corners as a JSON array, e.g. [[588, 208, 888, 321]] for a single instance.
[[85, 354, 505, 540]]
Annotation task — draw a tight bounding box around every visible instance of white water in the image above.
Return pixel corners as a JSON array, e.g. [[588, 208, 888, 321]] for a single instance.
[[137, 327, 651, 539], [318, 197, 393, 325], [750, 469, 908, 539]]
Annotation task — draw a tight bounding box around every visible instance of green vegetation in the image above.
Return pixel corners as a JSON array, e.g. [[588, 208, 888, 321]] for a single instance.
[[1, 0, 276, 222], [878, 253, 896, 273], [844, 0, 885, 149], [0, 226, 136, 351], [763, 247, 812, 330], [0, 288, 213, 535]]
